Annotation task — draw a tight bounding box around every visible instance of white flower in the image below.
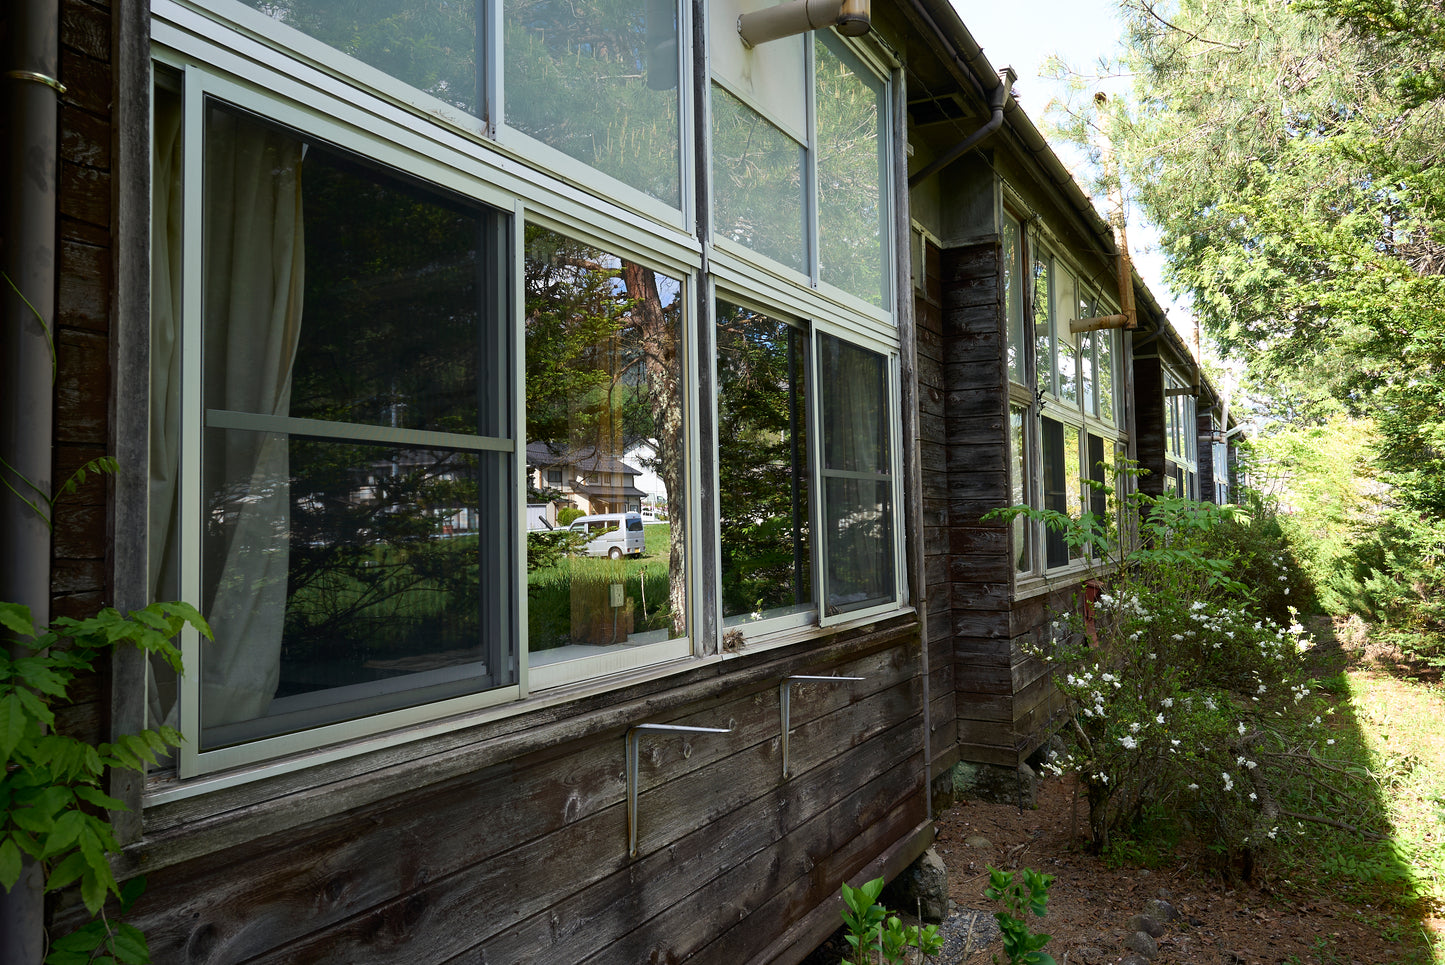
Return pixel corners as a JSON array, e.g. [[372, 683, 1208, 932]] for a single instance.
[[1249, 792, 1258, 801], [1148, 652, 1158, 660], [1237, 722, 1247, 735], [1236, 756, 1247, 766], [1188, 783, 1199, 791], [1161, 698, 1174, 708], [1129, 722, 1141, 733], [1171, 634, 1184, 642], [1120, 735, 1138, 750], [1246, 760, 1258, 769], [1155, 713, 1165, 725], [1170, 739, 1181, 747], [1222, 772, 1233, 791], [1257, 684, 1268, 694], [1327, 738, 1336, 745]]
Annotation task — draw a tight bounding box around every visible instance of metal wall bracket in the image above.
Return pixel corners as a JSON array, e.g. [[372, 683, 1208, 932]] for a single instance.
[[779, 675, 865, 778], [626, 722, 732, 858]]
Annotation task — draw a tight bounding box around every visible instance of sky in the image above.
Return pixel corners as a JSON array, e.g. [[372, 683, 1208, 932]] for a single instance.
[[949, 0, 1187, 325]]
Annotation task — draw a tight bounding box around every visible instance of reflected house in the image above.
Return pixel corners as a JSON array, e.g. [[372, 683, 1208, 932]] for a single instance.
[[20, 0, 1238, 962], [526, 442, 650, 516]]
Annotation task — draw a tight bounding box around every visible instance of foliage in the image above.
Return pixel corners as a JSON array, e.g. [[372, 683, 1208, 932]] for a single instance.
[[995, 469, 1383, 873], [0, 601, 210, 962], [1051, 0, 1445, 665], [556, 506, 585, 528], [983, 866, 1055, 965], [837, 877, 944, 965]]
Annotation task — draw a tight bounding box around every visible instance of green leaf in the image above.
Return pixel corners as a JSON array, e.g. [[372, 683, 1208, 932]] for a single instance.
[[118, 875, 146, 913], [44, 851, 89, 893], [0, 693, 29, 759], [0, 602, 35, 638], [110, 922, 150, 964], [74, 785, 128, 813], [39, 810, 87, 859], [0, 836, 22, 891]]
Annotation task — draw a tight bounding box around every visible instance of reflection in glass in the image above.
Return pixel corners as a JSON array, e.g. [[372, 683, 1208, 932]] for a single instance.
[[815, 34, 887, 309], [523, 225, 687, 657], [233, 0, 483, 116], [1098, 329, 1115, 423], [1010, 405, 1030, 573], [188, 103, 513, 748], [711, 85, 807, 274], [1004, 214, 1025, 385], [1064, 423, 1083, 561], [1055, 268, 1078, 404], [717, 303, 811, 623], [819, 335, 894, 613], [505, 0, 680, 206], [1032, 250, 1052, 397]]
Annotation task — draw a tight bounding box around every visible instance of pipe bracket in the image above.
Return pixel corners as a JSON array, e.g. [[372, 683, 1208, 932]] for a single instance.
[[5, 70, 67, 95], [626, 722, 733, 857]]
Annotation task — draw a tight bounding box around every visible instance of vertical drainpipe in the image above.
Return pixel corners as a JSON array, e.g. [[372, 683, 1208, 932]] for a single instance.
[[1, 0, 60, 960]]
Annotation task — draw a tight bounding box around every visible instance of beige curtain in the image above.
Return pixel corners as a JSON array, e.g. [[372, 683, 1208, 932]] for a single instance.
[[149, 101, 306, 734]]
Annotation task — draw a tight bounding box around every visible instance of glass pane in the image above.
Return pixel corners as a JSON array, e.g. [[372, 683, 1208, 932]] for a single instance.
[[232, 0, 482, 116], [819, 335, 894, 613], [523, 225, 687, 656], [815, 34, 887, 309], [716, 302, 811, 622], [1064, 424, 1083, 561], [505, 0, 681, 207], [200, 436, 508, 748], [1010, 405, 1029, 573], [1003, 214, 1025, 385], [1041, 417, 1067, 568], [1055, 268, 1078, 404], [196, 103, 512, 748], [1098, 328, 1115, 423], [204, 116, 496, 435], [1081, 330, 1097, 416], [712, 85, 806, 274], [1032, 248, 1051, 396]]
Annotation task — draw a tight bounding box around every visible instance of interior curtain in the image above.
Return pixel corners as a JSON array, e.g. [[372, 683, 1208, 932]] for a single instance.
[[147, 94, 184, 728], [198, 108, 306, 732]]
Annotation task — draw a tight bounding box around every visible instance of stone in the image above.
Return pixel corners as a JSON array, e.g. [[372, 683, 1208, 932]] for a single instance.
[[1125, 930, 1159, 959], [1128, 913, 1166, 938], [1121, 957, 1152, 965], [964, 834, 993, 849], [948, 760, 1039, 808], [1072, 945, 1106, 964], [1144, 898, 1180, 922], [882, 848, 950, 923]]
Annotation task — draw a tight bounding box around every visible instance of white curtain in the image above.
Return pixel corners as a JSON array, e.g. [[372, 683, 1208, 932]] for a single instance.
[[199, 109, 306, 732], [149, 102, 305, 734]]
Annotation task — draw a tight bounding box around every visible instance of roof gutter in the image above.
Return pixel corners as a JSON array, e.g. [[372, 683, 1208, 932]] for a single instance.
[[908, 65, 1016, 188]]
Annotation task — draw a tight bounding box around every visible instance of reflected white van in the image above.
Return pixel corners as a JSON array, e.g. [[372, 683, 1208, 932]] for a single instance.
[[568, 512, 645, 559]]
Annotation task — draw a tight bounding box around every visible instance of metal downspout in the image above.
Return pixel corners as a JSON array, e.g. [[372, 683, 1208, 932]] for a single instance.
[[1, 0, 60, 961], [1, 0, 60, 956], [908, 65, 1015, 189]]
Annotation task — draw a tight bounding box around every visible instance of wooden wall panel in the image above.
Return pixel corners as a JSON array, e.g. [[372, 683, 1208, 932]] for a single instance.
[[1133, 356, 1166, 498]]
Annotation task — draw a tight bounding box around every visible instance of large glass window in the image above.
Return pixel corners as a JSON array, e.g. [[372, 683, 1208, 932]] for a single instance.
[[1010, 405, 1031, 572], [1004, 214, 1025, 385], [522, 225, 688, 664], [711, 86, 807, 274], [716, 302, 811, 624], [230, 0, 484, 117], [819, 335, 895, 614], [504, 0, 681, 206], [815, 34, 887, 309], [153, 99, 517, 751]]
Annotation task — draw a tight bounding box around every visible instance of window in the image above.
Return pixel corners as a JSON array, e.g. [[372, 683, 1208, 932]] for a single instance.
[[504, 0, 683, 208], [522, 225, 689, 681], [716, 302, 812, 625], [1164, 368, 1197, 498], [1005, 221, 1126, 579], [152, 91, 520, 771], [709, 32, 891, 312], [715, 301, 900, 633]]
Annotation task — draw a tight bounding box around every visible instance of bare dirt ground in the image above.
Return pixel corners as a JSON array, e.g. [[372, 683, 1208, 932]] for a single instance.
[[933, 772, 1429, 965]]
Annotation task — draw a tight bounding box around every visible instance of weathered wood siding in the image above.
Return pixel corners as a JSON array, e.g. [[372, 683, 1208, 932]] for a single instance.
[[1197, 411, 1217, 502], [937, 242, 1019, 766], [915, 238, 958, 777], [51, 0, 118, 749], [51, 623, 929, 964], [1133, 356, 1166, 499]]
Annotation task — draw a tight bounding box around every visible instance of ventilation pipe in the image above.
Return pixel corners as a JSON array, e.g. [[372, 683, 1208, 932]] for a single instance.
[[737, 0, 870, 49], [907, 66, 1015, 188], [2, 0, 61, 959]]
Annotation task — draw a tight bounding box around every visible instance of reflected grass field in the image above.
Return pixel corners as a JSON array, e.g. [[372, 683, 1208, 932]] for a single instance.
[[527, 524, 677, 650]]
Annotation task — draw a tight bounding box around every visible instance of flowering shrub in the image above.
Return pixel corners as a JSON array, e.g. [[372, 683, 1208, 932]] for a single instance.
[[993, 467, 1345, 869]]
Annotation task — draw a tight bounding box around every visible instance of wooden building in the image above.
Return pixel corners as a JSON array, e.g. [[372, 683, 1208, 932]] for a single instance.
[[1, 0, 1219, 961]]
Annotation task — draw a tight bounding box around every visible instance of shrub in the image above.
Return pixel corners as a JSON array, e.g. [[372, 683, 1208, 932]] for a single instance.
[[992, 466, 1353, 869], [556, 506, 584, 527]]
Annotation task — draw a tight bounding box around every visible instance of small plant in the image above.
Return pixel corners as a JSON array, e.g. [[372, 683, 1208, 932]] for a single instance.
[[838, 877, 944, 964], [1, 600, 211, 963], [983, 866, 1055, 965]]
